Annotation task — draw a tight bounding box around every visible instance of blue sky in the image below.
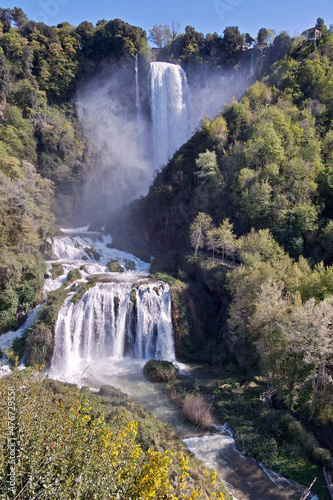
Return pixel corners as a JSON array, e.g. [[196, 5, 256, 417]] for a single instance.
[[5, 0, 333, 39]]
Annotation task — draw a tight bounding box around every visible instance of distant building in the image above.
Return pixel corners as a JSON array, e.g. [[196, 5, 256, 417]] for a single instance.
[[308, 27, 322, 41]]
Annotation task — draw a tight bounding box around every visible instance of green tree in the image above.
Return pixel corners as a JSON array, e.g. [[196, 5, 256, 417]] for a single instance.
[[190, 212, 212, 256], [281, 297, 333, 420], [149, 24, 172, 48]]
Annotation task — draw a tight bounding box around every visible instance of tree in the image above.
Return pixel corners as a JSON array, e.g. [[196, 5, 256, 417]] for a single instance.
[[244, 33, 255, 47], [257, 28, 274, 45], [216, 218, 238, 261], [206, 227, 220, 261], [250, 280, 291, 387], [148, 24, 171, 48], [170, 20, 181, 40], [195, 149, 219, 180], [190, 212, 212, 256], [10, 7, 28, 28], [223, 26, 243, 53], [316, 17, 325, 30], [281, 297, 333, 420]]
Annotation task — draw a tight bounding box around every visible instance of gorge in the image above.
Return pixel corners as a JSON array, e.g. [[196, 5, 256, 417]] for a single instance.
[[1, 19, 331, 498]]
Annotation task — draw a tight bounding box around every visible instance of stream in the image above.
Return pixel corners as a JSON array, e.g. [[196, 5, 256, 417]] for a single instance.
[[1, 227, 318, 500]]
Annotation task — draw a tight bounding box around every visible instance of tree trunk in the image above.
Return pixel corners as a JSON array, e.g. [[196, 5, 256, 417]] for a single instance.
[[309, 359, 324, 421]]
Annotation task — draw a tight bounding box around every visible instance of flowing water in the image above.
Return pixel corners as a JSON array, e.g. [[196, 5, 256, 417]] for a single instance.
[[0, 227, 318, 499], [42, 228, 317, 500], [148, 61, 191, 166]]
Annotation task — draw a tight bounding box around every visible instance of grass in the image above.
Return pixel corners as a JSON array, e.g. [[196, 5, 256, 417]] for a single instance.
[[183, 394, 214, 429]]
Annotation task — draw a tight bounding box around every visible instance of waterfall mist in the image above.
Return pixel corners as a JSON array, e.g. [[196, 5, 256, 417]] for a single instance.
[[76, 64, 153, 223], [75, 59, 253, 223]]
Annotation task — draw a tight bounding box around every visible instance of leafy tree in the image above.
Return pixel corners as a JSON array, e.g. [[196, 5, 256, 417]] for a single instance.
[[149, 24, 172, 48], [10, 7, 28, 28], [257, 28, 274, 45], [223, 26, 243, 53], [0, 52, 9, 99], [250, 280, 291, 387], [281, 297, 333, 420], [244, 33, 255, 47], [190, 212, 212, 256]]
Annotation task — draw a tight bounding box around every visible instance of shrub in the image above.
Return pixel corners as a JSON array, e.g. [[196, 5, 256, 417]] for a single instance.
[[125, 260, 136, 270], [66, 269, 81, 283], [183, 394, 214, 429], [0, 369, 226, 500], [312, 447, 331, 466]]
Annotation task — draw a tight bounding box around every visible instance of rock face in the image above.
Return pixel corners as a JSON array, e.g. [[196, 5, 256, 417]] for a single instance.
[[143, 359, 179, 382]]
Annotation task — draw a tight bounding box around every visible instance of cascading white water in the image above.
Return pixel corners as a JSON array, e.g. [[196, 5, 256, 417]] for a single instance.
[[135, 54, 141, 114], [148, 62, 191, 166], [51, 279, 175, 376]]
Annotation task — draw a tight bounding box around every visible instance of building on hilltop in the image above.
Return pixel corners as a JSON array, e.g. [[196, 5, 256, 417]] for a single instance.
[[307, 27, 322, 41]]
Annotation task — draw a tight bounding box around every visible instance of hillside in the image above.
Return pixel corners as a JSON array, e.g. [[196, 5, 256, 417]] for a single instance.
[[0, 7, 332, 498]]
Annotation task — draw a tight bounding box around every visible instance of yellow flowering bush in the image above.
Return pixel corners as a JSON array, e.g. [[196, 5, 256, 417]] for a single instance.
[[0, 368, 225, 499]]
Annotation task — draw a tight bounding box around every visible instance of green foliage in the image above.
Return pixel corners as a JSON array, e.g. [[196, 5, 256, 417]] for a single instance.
[[72, 276, 98, 305], [22, 286, 68, 366], [50, 262, 64, 279], [66, 268, 82, 283], [143, 360, 179, 382], [107, 259, 124, 272], [0, 369, 228, 499]]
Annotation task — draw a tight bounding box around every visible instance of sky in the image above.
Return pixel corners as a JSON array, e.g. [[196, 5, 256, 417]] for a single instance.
[[4, 0, 333, 40]]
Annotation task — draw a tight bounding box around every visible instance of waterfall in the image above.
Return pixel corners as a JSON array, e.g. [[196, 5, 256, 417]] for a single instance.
[[148, 62, 190, 166], [51, 280, 175, 375], [250, 53, 254, 76], [135, 54, 141, 115]]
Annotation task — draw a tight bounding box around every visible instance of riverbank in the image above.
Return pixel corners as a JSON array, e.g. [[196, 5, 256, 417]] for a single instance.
[[166, 363, 330, 499]]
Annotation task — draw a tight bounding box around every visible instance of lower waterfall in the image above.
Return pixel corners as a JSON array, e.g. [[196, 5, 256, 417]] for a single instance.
[[51, 281, 175, 375], [45, 228, 175, 377]]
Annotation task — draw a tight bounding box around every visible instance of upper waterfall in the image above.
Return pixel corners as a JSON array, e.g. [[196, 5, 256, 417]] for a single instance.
[[148, 62, 191, 167]]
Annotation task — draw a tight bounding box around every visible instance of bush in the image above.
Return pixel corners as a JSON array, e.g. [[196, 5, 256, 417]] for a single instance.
[[143, 360, 179, 383], [25, 323, 53, 366], [312, 447, 331, 466], [183, 394, 214, 429], [125, 260, 136, 270]]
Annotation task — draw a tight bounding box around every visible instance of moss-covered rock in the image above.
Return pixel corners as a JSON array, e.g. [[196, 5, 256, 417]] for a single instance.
[[143, 360, 179, 383], [107, 259, 124, 273], [125, 260, 136, 271], [66, 269, 82, 283], [50, 263, 64, 279], [72, 276, 98, 305], [84, 247, 101, 261], [114, 295, 120, 315]]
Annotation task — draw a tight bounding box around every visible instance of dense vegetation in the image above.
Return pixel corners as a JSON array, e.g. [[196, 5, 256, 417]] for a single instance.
[[111, 20, 333, 493], [0, 368, 229, 499], [0, 6, 333, 497], [0, 8, 148, 333]]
